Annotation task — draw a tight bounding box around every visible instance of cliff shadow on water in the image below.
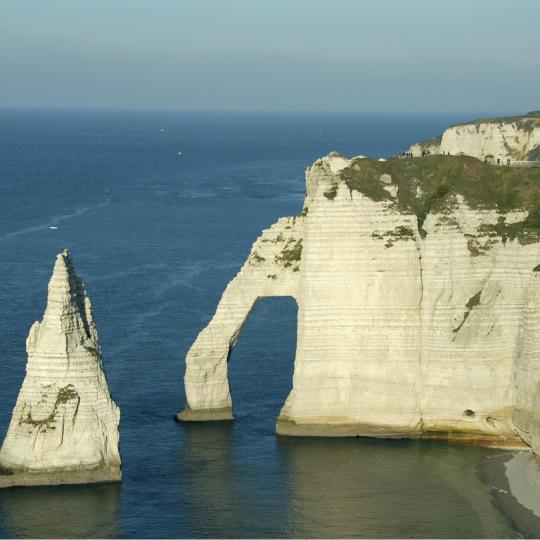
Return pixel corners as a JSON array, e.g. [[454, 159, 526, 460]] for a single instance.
[[173, 425, 539, 538], [0, 483, 121, 538], [174, 297, 298, 537], [275, 437, 532, 538]]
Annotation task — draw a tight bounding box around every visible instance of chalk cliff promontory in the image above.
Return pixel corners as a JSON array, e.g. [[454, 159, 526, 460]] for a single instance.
[[180, 153, 540, 456], [0, 250, 121, 487], [409, 111, 540, 162]]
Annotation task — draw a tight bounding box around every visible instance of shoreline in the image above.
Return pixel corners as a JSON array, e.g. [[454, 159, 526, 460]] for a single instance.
[[275, 416, 529, 449], [477, 450, 540, 538], [0, 466, 121, 489]]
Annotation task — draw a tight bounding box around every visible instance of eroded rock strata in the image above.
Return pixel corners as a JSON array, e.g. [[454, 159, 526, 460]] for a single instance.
[[0, 250, 121, 487], [180, 153, 540, 455], [409, 111, 540, 162]]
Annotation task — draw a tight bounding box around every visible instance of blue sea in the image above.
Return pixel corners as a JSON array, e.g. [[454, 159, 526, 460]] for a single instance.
[[0, 109, 536, 538]]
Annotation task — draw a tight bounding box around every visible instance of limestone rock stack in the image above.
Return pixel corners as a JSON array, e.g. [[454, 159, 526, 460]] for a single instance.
[[0, 250, 121, 487], [180, 152, 540, 455], [408, 112, 540, 162]]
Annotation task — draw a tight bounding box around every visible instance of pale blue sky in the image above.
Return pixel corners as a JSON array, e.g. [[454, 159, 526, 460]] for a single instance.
[[1, 0, 538, 112]]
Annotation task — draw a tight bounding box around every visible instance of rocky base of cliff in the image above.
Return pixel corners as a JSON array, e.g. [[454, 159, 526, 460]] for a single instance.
[[176, 406, 234, 422], [276, 416, 529, 448], [276, 416, 422, 438], [0, 465, 121, 489]]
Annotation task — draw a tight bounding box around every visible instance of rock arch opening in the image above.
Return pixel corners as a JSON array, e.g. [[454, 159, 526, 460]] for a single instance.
[[227, 296, 297, 427], [177, 213, 304, 423], [177, 291, 299, 424]]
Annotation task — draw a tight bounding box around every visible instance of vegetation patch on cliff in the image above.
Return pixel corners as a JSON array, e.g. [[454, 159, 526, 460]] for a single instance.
[[22, 385, 80, 430], [248, 251, 265, 265], [261, 233, 284, 244], [453, 290, 482, 335], [341, 155, 540, 243], [465, 235, 497, 257], [274, 239, 302, 269], [478, 214, 540, 246], [323, 185, 338, 200], [372, 226, 415, 248]]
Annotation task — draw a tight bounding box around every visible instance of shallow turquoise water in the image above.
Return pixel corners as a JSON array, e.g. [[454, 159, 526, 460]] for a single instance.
[[0, 109, 528, 538]]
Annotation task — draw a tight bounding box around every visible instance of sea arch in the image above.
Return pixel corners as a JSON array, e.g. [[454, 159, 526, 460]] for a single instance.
[[177, 215, 304, 421]]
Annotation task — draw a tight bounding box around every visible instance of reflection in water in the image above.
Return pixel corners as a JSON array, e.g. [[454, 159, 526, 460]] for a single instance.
[[175, 422, 238, 537], [0, 482, 121, 538], [277, 438, 517, 539], [177, 422, 294, 538], [0, 428, 526, 539], [174, 424, 522, 538]]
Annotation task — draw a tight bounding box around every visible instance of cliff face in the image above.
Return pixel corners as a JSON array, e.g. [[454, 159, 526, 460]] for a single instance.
[[514, 272, 540, 452], [409, 112, 540, 162], [179, 153, 540, 454], [0, 250, 121, 487]]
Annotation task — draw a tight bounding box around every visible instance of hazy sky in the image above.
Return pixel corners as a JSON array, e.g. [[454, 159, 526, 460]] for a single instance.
[[1, 0, 539, 112]]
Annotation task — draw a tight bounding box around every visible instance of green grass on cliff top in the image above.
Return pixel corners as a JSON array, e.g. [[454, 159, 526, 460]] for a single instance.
[[340, 155, 540, 240], [418, 111, 540, 146], [450, 110, 540, 128]]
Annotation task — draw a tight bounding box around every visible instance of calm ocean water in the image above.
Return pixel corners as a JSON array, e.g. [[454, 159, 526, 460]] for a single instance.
[[0, 109, 531, 538]]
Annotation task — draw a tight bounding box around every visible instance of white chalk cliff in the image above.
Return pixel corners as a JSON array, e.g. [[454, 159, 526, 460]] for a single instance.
[[180, 152, 540, 457], [0, 250, 121, 487], [409, 112, 540, 162]]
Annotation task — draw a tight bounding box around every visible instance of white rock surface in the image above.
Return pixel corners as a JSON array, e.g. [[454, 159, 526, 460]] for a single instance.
[[178, 216, 304, 420], [409, 114, 540, 162], [0, 250, 121, 487], [179, 154, 540, 452], [514, 271, 540, 455]]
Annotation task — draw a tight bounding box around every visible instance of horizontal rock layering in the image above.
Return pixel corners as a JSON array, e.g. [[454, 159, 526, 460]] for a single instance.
[[178, 215, 304, 420], [0, 250, 121, 487], [408, 112, 540, 162], [180, 153, 540, 455]]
